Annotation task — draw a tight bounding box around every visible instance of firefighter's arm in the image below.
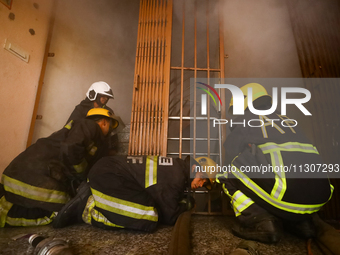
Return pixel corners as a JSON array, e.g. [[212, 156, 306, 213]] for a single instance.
[[157, 189, 190, 225], [60, 121, 97, 175]]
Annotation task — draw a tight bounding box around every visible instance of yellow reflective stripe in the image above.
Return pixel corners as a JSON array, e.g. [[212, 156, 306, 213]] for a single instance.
[[215, 173, 226, 183], [259, 142, 318, 154], [6, 212, 56, 227], [88, 145, 97, 156], [91, 188, 158, 222], [258, 142, 317, 200], [0, 196, 13, 227], [73, 158, 88, 173], [82, 195, 124, 228], [82, 195, 95, 225], [231, 190, 254, 216], [90, 208, 124, 228], [145, 156, 157, 188], [2, 175, 69, 204], [64, 120, 73, 130], [231, 166, 333, 214], [270, 151, 287, 201]]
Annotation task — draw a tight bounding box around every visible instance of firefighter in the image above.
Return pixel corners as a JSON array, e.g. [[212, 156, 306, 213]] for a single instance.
[[66, 81, 114, 123], [66, 81, 119, 155], [0, 108, 119, 227], [53, 156, 210, 231], [216, 83, 334, 243]]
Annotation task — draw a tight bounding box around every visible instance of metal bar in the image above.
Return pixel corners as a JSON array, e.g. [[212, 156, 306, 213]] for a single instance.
[[179, 1, 185, 158], [218, 0, 226, 166], [193, 0, 197, 159], [146, 0, 157, 154], [135, 0, 149, 155], [206, 0, 211, 159], [170, 66, 221, 71], [168, 137, 219, 141], [157, 0, 166, 155], [161, 0, 173, 156], [152, 0, 162, 155], [167, 152, 220, 156], [129, 0, 145, 155], [169, 116, 218, 120], [139, 0, 153, 155]]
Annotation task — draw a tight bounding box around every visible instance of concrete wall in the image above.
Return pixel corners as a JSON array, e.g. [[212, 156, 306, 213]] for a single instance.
[[0, 0, 53, 176], [31, 0, 139, 143]]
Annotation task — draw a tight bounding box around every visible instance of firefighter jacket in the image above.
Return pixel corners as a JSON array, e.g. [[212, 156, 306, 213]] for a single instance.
[[66, 97, 114, 124], [66, 98, 117, 151], [85, 155, 189, 232], [216, 111, 334, 221], [1, 119, 108, 212]]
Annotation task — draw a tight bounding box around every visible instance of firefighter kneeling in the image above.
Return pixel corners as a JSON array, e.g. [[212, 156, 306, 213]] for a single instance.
[[53, 156, 212, 231], [0, 108, 119, 227], [217, 83, 333, 243]]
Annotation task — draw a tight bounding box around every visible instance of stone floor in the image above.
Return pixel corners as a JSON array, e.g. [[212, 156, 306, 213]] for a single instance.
[[0, 215, 326, 255]]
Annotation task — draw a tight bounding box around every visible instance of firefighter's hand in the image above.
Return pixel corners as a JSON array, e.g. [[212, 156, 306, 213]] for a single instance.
[[179, 196, 196, 211]]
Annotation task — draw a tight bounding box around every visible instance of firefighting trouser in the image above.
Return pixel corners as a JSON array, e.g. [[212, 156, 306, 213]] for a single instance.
[[0, 196, 56, 227], [82, 169, 159, 232], [216, 175, 333, 224]]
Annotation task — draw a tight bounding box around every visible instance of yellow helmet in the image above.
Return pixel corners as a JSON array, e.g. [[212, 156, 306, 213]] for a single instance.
[[86, 108, 119, 129], [228, 83, 272, 114], [195, 157, 218, 190]]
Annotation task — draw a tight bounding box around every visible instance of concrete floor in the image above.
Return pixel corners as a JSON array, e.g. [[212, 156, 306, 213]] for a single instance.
[[0, 215, 325, 255]]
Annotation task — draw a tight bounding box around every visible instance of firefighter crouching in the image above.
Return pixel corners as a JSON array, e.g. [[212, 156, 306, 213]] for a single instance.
[[53, 156, 212, 231], [0, 108, 120, 227], [217, 83, 334, 243]]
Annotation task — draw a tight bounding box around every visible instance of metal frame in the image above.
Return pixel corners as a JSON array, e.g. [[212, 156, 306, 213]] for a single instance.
[[129, 0, 173, 156], [167, 0, 227, 215]]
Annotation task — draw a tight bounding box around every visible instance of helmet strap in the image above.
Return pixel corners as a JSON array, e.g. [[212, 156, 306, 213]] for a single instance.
[[95, 95, 106, 108]]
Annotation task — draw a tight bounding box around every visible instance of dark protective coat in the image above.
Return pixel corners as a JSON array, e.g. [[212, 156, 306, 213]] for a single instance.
[[217, 111, 333, 221], [87, 155, 189, 232], [1, 119, 108, 212], [66, 97, 118, 151], [66, 97, 114, 124]]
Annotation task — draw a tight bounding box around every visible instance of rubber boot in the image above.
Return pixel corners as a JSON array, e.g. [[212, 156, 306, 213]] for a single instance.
[[232, 214, 282, 244], [53, 182, 91, 228], [283, 218, 317, 239]]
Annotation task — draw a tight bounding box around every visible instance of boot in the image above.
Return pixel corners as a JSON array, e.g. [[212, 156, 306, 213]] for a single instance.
[[232, 215, 282, 244], [53, 181, 91, 228], [283, 219, 316, 239]]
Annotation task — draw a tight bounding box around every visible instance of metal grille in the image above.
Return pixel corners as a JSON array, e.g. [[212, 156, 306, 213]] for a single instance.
[[167, 0, 228, 215], [129, 0, 173, 156]]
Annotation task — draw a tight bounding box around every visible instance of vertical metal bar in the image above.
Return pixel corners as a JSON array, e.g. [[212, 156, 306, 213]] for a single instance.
[[134, 0, 148, 155], [139, 0, 153, 154], [157, 0, 166, 155], [161, 0, 173, 156], [206, 0, 211, 158], [146, 0, 157, 154], [218, 0, 226, 166], [141, 0, 153, 154], [150, 0, 161, 155], [193, 0, 197, 159], [129, 0, 145, 155], [134, 0, 146, 155], [179, 1, 185, 158]]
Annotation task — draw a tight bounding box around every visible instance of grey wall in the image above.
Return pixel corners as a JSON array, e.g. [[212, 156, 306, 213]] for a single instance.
[[220, 0, 315, 140], [32, 0, 139, 142]]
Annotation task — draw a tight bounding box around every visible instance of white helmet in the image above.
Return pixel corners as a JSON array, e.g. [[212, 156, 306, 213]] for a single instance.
[[86, 81, 114, 101]]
